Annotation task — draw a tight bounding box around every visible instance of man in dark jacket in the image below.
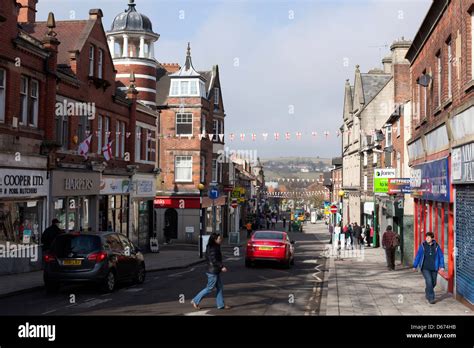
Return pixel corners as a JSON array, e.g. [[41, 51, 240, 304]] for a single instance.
[[191, 233, 231, 310], [41, 219, 63, 252], [413, 232, 445, 304], [353, 222, 362, 249], [382, 225, 398, 271]]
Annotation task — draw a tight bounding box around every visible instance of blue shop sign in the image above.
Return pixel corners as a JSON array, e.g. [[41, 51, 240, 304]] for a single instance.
[[410, 157, 450, 202]]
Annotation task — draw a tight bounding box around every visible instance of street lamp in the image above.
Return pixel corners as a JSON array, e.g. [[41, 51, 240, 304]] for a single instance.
[[198, 183, 205, 258], [338, 190, 344, 225]]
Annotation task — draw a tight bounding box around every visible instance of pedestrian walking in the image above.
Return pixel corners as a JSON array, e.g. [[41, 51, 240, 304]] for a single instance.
[[41, 218, 64, 253], [271, 216, 276, 229], [368, 225, 374, 247], [282, 216, 287, 229], [328, 223, 334, 244], [413, 232, 445, 304], [344, 224, 351, 249], [353, 222, 362, 249], [266, 216, 271, 229], [191, 233, 231, 310], [382, 225, 399, 270], [245, 221, 253, 238]]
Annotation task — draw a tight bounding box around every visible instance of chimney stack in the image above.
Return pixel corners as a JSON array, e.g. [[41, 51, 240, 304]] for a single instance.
[[17, 0, 38, 23]]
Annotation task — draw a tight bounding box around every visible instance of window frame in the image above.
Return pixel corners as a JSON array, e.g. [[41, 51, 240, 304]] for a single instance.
[[212, 159, 218, 183], [98, 49, 103, 79], [447, 38, 452, 99], [29, 79, 39, 127], [214, 87, 219, 106], [436, 51, 442, 107], [0, 68, 6, 123], [175, 155, 193, 183], [385, 125, 392, 148], [176, 113, 193, 136], [89, 45, 95, 77], [97, 115, 103, 154], [200, 156, 205, 183], [20, 76, 28, 125]]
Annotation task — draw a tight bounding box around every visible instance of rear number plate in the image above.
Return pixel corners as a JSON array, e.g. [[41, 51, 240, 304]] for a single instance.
[[258, 247, 273, 251], [63, 259, 82, 266]]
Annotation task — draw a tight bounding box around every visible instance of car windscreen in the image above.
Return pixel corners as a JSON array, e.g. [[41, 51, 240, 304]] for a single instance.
[[52, 234, 101, 257], [253, 232, 284, 240]]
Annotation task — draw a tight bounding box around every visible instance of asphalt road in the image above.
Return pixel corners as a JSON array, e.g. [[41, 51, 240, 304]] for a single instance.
[[0, 222, 329, 316]]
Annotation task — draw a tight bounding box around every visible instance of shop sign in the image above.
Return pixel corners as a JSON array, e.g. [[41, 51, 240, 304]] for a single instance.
[[388, 178, 412, 194], [52, 171, 100, 196], [133, 178, 156, 197], [231, 187, 246, 203], [364, 202, 374, 215], [410, 157, 450, 202], [154, 196, 200, 209], [100, 177, 130, 195], [452, 142, 474, 183], [373, 168, 396, 194], [0, 169, 48, 198]]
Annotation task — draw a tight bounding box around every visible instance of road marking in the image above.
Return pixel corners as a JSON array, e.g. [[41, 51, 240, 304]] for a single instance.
[[76, 298, 111, 309], [224, 257, 241, 261], [124, 288, 143, 292], [184, 309, 213, 316], [169, 267, 195, 277], [41, 309, 57, 315]]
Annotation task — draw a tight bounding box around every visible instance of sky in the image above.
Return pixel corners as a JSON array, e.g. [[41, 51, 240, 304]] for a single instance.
[[36, 0, 432, 159]]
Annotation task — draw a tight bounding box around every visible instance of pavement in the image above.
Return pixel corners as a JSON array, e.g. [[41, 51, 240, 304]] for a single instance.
[[0, 228, 247, 299], [322, 232, 474, 316]]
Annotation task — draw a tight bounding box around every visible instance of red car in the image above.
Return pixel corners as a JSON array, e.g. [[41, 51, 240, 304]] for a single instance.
[[245, 231, 295, 268]]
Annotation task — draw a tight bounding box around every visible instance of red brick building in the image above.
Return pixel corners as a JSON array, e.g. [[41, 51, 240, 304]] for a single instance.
[[406, 0, 474, 306], [0, 0, 159, 264], [154, 44, 228, 243]]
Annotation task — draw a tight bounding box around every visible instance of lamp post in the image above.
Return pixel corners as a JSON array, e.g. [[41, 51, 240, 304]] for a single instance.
[[338, 190, 345, 225], [198, 183, 205, 258]]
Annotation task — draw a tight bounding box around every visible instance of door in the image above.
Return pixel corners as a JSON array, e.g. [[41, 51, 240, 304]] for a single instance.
[[164, 208, 178, 239], [105, 234, 128, 280]]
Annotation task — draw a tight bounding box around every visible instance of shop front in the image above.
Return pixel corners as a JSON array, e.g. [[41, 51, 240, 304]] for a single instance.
[[131, 174, 156, 250], [154, 196, 200, 243], [410, 157, 453, 292], [203, 195, 227, 236], [50, 170, 100, 233], [363, 201, 374, 229], [451, 143, 474, 307], [99, 176, 131, 237], [0, 168, 49, 274]]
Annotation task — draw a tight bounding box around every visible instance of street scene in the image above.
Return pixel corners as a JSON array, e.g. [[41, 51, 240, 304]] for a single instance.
[[0, 0, 473, 344]]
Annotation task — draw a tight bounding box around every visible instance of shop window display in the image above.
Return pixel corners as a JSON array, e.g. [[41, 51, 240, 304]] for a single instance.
[[0, 201, 43, 244]]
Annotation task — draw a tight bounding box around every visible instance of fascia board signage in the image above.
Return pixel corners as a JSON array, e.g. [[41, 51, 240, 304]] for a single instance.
[[410, 157, 450, 202], [100, 177, 131, 195], [51, 171, 100, 196], [388, 178, 412, 194], [0, 169, 48, 197], [154, 196, 200, 209], [452, 143, 474, 183], [373, 168, 396, 194]]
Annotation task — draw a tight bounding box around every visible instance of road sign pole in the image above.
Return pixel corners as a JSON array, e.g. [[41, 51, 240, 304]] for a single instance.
[[212, 199, 216, 234]]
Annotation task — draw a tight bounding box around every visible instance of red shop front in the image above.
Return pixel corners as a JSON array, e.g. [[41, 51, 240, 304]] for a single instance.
[[411, 157, 454, 292]]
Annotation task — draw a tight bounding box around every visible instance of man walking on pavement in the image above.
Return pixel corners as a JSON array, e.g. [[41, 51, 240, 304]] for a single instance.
[[41, 218, 64, 253], [353, 222, 362, 249], [282, 215, 287, 230], [382, 225, 399, 271], [413, 232, 445, 304]]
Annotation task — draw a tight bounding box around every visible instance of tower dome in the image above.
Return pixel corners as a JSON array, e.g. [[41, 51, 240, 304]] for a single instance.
[[107, 0, 160, 108], [110, 0, 154, 34]]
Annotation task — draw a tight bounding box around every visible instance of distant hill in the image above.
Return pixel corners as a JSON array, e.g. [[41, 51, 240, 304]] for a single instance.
[[261, 157, 333, 184]]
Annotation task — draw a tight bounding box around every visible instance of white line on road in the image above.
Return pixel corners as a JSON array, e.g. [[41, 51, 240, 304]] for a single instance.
[[184, 310, 213, 316], [169, 267, 195, 277], [41, 309, 57, 315], [124, 288, 143, 292], [76, 298, 111, 309]]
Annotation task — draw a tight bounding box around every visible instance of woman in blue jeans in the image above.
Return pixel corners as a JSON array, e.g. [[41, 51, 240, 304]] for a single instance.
[[191, 233, 231, 310], [413, 231, 445, 304]]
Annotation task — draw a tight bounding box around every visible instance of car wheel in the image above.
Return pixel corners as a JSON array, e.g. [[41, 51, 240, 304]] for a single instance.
[[101, 270, 116, 293], [45, 280, 60, 294], [134, 263, 146, 284], [245, 259, 252, 268]]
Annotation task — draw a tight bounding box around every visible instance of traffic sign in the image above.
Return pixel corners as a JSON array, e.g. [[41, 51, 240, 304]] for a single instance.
[[209, 187, 220, 200], [330, 205, 338, 214], [231, 202, 238, 208]]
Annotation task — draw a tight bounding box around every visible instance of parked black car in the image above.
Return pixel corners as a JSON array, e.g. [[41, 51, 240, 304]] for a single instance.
[[43, 232, 145, 293]]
